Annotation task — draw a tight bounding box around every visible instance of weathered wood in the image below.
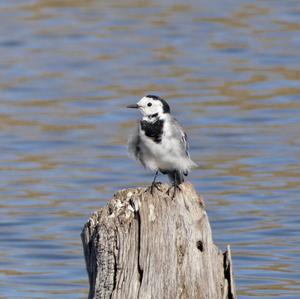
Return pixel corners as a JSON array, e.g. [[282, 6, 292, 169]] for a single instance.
[[81, 182, 236, 299]]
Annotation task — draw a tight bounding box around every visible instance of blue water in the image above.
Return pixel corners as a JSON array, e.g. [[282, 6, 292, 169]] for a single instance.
[[1, 1, 300, 298]]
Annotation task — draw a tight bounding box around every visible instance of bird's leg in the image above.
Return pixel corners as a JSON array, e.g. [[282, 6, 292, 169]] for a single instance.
[[167, 171, 182, 199], [150, 171, 162, 194], [146, 171, 162, 195], [171, 183, 182, 199]]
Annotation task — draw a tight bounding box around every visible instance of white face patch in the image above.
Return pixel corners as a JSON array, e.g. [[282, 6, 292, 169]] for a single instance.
[[137, 96, 164, 116]]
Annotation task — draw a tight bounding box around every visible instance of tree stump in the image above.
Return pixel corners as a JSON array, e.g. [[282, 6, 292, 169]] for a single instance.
[[81, 182, 236, 299]]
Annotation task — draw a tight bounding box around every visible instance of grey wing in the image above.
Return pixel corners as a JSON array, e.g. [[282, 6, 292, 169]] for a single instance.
[[171, 117, 190, 157]]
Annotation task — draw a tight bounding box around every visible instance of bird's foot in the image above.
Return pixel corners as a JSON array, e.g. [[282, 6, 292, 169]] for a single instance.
[[167, 184, 182, 199], [145, 181, 162, 195]]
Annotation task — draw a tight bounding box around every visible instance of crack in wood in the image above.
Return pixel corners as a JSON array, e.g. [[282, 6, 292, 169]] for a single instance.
[[135, 209, 144, 286]]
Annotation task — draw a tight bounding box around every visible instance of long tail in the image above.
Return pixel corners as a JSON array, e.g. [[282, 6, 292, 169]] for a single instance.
[[167, 170, 184, 186]]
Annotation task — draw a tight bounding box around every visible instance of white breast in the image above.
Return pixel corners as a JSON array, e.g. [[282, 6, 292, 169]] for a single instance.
[[139, 119, 194, 172]]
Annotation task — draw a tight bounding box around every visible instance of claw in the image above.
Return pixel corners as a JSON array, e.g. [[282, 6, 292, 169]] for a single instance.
[[146, 181, 162, 195], [167, 184, 182, 199], [151, 182, 162, 194]]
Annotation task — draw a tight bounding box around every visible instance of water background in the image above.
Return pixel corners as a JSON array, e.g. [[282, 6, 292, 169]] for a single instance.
[[1, 0, 300, 298]]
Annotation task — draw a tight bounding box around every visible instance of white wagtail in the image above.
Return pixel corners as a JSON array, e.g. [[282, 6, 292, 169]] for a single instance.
[[127, 95, 197, 198]]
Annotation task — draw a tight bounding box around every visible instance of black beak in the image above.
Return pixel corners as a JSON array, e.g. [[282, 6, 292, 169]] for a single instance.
[[126, 104, 139, 109]]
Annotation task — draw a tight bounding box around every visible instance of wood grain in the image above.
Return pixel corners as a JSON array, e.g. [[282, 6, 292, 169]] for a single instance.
[[81, 182, 236, 299]]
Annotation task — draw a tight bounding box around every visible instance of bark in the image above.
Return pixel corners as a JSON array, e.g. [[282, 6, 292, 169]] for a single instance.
[[81, 182, 236, 299]]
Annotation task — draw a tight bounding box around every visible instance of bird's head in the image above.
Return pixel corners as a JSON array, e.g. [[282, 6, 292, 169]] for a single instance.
[[127, 95, 170, 117]]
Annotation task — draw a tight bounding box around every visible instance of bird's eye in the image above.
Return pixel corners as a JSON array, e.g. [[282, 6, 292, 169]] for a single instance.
[[147, 103, 152, 107]]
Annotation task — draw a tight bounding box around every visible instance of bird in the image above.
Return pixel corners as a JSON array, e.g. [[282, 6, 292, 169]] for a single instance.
[[126, 95, 197, 198]]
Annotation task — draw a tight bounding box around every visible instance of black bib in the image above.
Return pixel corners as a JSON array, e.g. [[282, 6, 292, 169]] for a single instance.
[[140, 119, 164, 144]]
